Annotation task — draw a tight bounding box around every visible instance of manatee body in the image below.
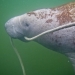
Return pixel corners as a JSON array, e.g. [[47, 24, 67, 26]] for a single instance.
[[5, 2, 75, 70]]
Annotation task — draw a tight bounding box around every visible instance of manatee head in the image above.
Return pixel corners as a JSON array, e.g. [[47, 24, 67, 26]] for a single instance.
[[5, 10, 47, 42]]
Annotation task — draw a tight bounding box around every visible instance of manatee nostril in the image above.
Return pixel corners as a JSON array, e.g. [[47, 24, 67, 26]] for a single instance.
[[5, 18, 14, 29]]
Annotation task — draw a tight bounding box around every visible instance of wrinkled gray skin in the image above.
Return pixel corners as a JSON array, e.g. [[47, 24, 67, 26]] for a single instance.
[[5, 8, 75, 71]]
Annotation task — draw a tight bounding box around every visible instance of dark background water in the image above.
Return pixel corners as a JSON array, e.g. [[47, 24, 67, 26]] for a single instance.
[[0, 0, 75, 75]]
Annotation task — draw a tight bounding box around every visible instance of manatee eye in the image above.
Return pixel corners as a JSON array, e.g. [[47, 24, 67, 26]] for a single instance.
[[25, 23, 29, 27], [21, 20, 29, 27]]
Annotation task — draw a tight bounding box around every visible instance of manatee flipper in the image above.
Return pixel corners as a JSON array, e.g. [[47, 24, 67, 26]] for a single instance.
[[65, 53, 75, 70]]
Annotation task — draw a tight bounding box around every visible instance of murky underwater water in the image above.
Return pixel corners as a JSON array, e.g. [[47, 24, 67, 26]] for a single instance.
[[0, 0, 75, 75]]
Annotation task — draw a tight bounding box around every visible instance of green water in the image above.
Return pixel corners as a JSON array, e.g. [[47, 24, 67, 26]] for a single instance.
[[0, 0, 75, 75]]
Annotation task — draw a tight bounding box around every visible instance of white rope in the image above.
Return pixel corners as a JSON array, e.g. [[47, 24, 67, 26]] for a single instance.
[[24, 22, 75, 41], [10, 37, 26, 75]]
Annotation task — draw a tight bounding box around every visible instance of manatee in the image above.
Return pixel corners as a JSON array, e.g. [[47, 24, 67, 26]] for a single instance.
[[5, 2, 75, 75]]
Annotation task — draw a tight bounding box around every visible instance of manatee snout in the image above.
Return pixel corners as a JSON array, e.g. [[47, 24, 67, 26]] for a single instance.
[[5, 16, 28, 40]]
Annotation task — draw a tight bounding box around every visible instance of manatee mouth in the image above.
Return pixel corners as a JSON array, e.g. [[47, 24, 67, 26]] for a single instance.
[[24, 22, 75, 41]]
